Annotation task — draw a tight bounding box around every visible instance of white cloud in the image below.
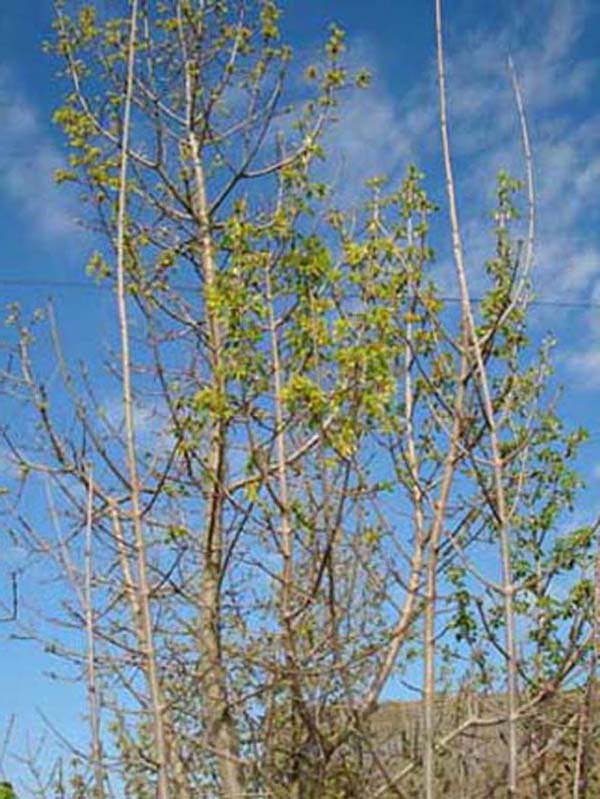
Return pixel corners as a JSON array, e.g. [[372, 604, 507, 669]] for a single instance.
[[540, 0, 586, 63], [324, 84, 411, 196], [0, 441, 24, 480], [0, 68, 77, 240], [99, 392, 170, 443], [312, 40, 420, 201], [566, 348, 600, 387], [320, 1, 599, 382], [2, 3, 597, 377]]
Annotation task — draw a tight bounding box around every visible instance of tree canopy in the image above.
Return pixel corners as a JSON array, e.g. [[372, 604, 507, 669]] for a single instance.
[[1, 1, 598, 798]]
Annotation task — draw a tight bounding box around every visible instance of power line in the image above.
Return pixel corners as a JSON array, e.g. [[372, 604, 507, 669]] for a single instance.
[[442, 297, 600, 311], [0, 277, 598, 311], [0, 278, 106, 291]]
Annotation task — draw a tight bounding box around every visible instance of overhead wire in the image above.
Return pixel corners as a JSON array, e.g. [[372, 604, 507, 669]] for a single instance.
[[0, 277, 598, 310]]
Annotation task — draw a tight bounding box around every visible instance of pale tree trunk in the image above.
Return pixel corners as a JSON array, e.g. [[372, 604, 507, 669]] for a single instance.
[[115, 5, 171, 799], [422, 369, 468, 799], [265, 262, 306, 799], [84, 468, 104, 799], [191, 142, 245, 799], [435, 2, 520, 795], [181, 27, 245, 792]]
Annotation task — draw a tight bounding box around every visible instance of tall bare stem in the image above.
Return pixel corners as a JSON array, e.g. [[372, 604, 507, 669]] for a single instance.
[[115, 4, 170, 799]]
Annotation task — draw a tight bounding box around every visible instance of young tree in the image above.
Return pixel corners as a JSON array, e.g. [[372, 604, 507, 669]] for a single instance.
[[2, 1, 597, 798]]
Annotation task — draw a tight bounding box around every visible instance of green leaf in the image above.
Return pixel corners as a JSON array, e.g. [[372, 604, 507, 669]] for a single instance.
[[0, 782, 17, 799]]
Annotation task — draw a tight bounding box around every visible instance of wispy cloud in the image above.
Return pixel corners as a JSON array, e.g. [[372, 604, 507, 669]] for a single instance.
[[0, 67, 76, 240], [441, 1, 600, 297], [99, 392, 170, 443], [321, 1, 599, 381], [302, 36, 436, 204], [2, 3, 598, 380]]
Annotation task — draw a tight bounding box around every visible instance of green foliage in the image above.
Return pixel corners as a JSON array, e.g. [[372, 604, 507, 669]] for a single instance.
[[0, 783, 16, 799]]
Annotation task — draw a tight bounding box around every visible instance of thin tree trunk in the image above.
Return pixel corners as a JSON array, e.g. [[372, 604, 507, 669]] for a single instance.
[[183, 42, 244, 792], [115, 5, 171, 799], [84, 468, 104, 799], [435, 3, 520, 795], [265, 262, 307, 799]]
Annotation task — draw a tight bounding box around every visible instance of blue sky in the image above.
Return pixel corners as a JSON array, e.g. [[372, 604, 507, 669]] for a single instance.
[[1, 0, 600, 790]]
